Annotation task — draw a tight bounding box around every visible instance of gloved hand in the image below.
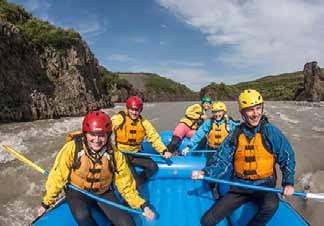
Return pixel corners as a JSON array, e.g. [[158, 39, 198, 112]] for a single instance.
[[181, 147, 190, 156]]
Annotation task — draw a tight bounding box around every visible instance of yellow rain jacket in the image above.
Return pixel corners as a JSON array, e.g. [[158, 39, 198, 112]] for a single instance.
[[112, 110, 166, 153], [42, 141, 145, 208]]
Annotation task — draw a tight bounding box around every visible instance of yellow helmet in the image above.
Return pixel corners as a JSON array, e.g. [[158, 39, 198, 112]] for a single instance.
[[212, 101, 227, 112], [238, 89, 263, 111], [185, 104, 203, 120]]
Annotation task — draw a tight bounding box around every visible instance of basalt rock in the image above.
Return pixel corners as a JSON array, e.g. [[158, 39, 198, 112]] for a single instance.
[[0, 21, 112, 123], [295, 61, 324, 101]]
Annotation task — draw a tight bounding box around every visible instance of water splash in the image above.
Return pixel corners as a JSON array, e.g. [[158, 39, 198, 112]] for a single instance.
[[0, 200, 35, 226], [276, 112, 300, 124], [312, 126, 324, 133]]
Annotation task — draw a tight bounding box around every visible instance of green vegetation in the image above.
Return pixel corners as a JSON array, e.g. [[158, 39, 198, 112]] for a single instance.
[[203, 71, 304, 100], [17, 19, 80, 50], [234, 72, 304, 100], [99, 67, 132, 94], [144, 74, 193, 95], [0, 0, 31, 24], [202, 82, 237, 100], [1, 0, 81, 50]]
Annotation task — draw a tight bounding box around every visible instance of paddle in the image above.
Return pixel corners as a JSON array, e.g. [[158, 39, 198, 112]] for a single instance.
[[121, 150, 173, 165], [0, 144, 143, 215], [189, 150, 218, 153], [201, 175, 324, 201]]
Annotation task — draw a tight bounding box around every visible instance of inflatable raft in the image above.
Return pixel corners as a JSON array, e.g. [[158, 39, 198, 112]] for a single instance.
[[32, 131, 309, 226]]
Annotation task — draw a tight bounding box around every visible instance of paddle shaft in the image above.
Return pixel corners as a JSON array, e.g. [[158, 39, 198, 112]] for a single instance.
[[189, 150, 218, 153], [122, 150, 161, 158], [1, 145, 143, 215], [121, 150, 173, 165], [202, 176, 306, 198]]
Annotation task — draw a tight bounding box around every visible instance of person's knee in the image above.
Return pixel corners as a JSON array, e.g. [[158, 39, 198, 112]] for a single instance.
[[263, 196, 279, 213], [200, 210, 221, 226], [200, 215, 216, 226], [73, 210, 94, 226], [114, 216, 135, 226]]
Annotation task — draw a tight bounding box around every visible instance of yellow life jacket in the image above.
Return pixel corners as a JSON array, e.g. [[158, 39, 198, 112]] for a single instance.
[[179, 116, 200, 130], [233, 130, 274, 180], [179, 104, 204, 130], [114, 111, 146, 150], [208, 121, 229, 149], [66, 131, 115, 194]]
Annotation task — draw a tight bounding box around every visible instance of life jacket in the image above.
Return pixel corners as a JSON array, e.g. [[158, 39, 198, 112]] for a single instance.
[[231, 118, 275, 180], [179, 104, 204, 130], [66, 131, 115, 194], [179, 117, 200, 130], [207, 119, 229, 149], [114, 111, 146, 150]]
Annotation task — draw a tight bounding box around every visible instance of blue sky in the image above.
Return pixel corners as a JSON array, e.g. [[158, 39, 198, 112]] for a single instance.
[[9, 0, 324, 91]]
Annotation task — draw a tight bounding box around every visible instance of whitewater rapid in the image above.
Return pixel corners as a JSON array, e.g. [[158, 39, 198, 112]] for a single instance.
[[0, 101, 323, 225]]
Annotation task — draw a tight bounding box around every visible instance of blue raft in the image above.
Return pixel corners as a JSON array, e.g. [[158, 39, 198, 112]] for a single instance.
[[32, 131, 309, 226]]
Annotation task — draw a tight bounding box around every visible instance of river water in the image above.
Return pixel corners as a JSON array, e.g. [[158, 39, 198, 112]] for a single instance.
[[0, 101, 323, 225]]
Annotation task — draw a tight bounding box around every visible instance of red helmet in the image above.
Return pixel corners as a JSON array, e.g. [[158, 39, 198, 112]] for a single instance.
[[82, 110, 112, 133], [126, 96, 143, 111]]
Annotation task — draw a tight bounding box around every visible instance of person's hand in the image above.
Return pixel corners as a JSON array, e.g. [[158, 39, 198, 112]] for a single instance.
[[192, 170, 204, 180], [283, 185, 294, 199], [143, 206, 155, 220], [163, 151, 172, 159], [201, 114, 208, 120], [37, 206, 47, 217], [182, 147, 190, 156]]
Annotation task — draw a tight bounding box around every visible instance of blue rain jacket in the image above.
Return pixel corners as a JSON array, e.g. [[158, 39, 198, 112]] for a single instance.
[[204, 120, 296, 187], [188, 116, 239, 151]]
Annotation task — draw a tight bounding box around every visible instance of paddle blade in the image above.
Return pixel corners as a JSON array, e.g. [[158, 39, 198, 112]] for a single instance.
[[0, 144, 46, 175], [306, 193, 324, 202]]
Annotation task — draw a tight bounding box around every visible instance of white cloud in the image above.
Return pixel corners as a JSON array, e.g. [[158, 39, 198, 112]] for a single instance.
[[68, 11, 108, 40], [133, 66, 217, 91], [108, 54, 136, 63], [161, 60, 205, 67], [74, 18, 107, 38], [157, 0, 324, 74], [161, 68, 216, 91], [159, 67, 259, 91]]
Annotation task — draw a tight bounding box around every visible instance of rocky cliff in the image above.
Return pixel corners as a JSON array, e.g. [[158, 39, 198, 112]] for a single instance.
[[295, 61, 324, 101], [0, 1, 112, 123]]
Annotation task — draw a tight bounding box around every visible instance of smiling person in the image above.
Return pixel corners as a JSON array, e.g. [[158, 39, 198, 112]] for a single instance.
[[182, 101, 239, 199], [192, 89, 296, 226], [37, 111, 154, 226], [112, 96, 172, 188], [182, 101, 239, 161]]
